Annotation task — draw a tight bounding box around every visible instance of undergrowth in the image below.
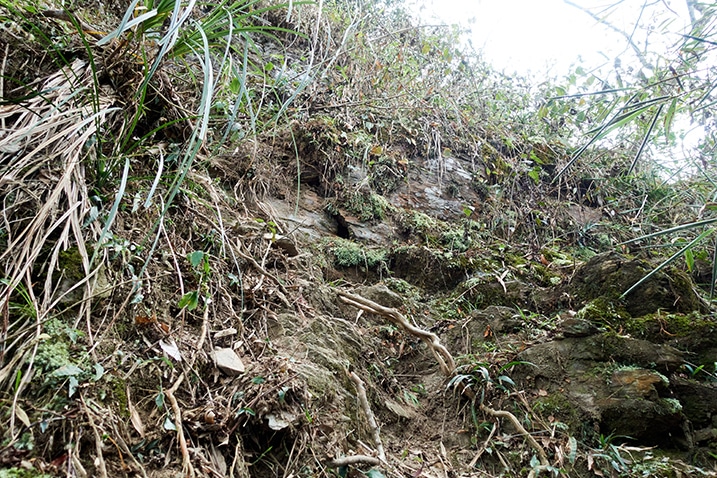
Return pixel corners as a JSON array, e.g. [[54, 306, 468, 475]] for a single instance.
[[0, 0, 716, 477]]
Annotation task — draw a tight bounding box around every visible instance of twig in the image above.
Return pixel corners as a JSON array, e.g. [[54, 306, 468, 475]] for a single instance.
[[469, 421, 497, 468], [337, 290, 455, 375], [165, 373, 195, 477], [326, 455, 381, 467], [81, 394, 109, 478], [0, 43, 7, 130], [479, 404, 549, 467], [346, 369, 386, 463], [233, 240, 292, 309], [38, 10, 105, 39]]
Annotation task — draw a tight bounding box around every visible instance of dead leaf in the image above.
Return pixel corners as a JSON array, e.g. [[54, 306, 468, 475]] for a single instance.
[[15, 405, 31, 427], [266, 411, 297, 430], [126, 386, 145, 437], [555, 444, 564, 467], [160, 339, 182, 362]]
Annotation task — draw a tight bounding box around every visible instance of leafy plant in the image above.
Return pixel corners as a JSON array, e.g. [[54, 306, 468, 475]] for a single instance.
[[447, 359, 527, 404], [178, 250, 212, 311]]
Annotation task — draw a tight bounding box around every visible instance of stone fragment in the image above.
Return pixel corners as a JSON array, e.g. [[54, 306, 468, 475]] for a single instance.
[[212, 347, 245, 376], [214, 328, 237, 340]]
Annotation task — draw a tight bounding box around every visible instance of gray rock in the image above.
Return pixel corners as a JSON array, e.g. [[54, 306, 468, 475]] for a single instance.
[[212, 347, 245, 376]]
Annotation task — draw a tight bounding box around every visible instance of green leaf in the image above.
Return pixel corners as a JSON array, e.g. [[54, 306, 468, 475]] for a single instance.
[[229, 77, 242, 95], [188, 251, 205, 268], [567, 436, 578, 464], [164, 416, 177, 431], [684, 248, 695, 272], [528, 168, 540, 185], [663, 97, 678, 142], [365, 469, 386, 478], [178, 291, 199, 310], [68, 376, 79, 397], [93, 363, 104, 381], [155, 391, 165, 409]]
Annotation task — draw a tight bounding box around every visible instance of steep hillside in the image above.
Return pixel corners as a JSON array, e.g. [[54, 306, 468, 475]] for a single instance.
[[0, 1, 716, 477]]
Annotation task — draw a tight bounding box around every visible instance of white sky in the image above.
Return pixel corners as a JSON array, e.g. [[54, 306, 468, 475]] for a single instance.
[[408, 0, 705, 172], [409, 0, 692, 78]]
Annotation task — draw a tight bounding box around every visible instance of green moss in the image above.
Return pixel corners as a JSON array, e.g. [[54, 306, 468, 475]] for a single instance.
[[531, 263, 562, 286], [577, 297, 628, 324], [0, 468, 52, 478], [112, 377, 129, 417], [397, 210, 436, 237], [325, 238, 388, 270], [624, 311, 715, 339], [35, 340, 72, 373], [659, 397, 682, 414], [383, 278, 422, 301], [439, 227, 472, 252], [342, 191, 391, 221], [57, 247, 87, 282], [532, 392, 583, 431]]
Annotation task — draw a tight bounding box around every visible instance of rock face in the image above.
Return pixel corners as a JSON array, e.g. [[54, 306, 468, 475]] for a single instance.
[[568, 252, 705, 316], [434, 249, 717, 451], [516, 335, 689, 446], [504, 252, 716, 448], [265, 154, 717, 459]]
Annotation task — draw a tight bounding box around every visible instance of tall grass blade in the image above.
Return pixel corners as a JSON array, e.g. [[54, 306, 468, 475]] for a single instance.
[[626, 104, 663, 175], [620, 217, 717, 244], [92, 157, 130, 265], [621, 229, 714, 298]]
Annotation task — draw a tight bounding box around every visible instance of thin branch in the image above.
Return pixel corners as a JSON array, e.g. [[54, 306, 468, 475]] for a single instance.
[[563, 0, 653, 71], [480, 404, 549, 467], [326, 455, 382, 468]]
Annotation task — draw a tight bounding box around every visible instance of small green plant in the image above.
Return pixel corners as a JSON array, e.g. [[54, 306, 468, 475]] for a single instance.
[[447, 359, 527, 403], [587, 433, 633, 475], [178, 250, 212, 311], [682, 361, 717, 381]]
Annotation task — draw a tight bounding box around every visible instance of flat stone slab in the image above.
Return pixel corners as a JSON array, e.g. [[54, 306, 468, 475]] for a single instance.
[[212, 347, 245, 376]]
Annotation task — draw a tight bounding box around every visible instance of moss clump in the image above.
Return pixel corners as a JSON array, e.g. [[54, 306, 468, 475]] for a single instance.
[[397, 210, 436, 237], [342, 191, 391, 221], [622, 312, 717, 361], [112, 377, 129, 417], [35, 340, 72, 374], [383, 278, 422, 302], [439, 227, 472, 252], [577, 297, 628, 325], [325, 238, 388, 270], [390, 244, 467, 289], [531, 263, 562, 286], [57, 247, 88, 283], [0, 468, 53, 478]]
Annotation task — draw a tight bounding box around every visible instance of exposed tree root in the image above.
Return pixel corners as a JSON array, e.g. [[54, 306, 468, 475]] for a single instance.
[[165, 373, 195, 477], [81, 394, 108, 478], [337, 290, 455, 375], [479, 403, 550, 473], [346, 368, 386, 463]]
